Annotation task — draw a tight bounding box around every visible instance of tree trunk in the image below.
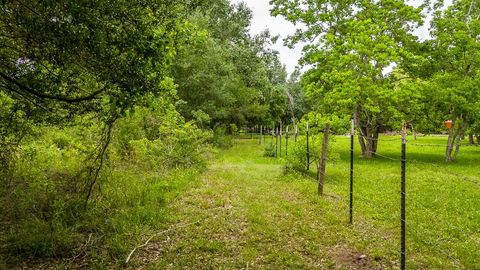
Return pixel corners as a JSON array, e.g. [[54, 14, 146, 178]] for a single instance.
[[445, 119, 456, 162], [476, 135, 480, 145], [452, 128, 465, 161], [356, 124, 378, 158], [446, 118, 465, 162], [411, 123, 417, 140], [317, 124, 330, 195], [468, 134, 475, 145], [354, 107, 378, 157]]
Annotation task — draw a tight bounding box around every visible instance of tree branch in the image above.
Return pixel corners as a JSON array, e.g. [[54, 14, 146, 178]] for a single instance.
[[0, 71, 106, 103], [0, 81, 50, 112]]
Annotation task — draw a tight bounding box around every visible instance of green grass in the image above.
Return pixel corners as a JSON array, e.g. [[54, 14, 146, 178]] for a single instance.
[[12, 135, 477, 269], [0, 166, 202, 269], [125, 135, 479, 269], [327, 135, 480, 269]]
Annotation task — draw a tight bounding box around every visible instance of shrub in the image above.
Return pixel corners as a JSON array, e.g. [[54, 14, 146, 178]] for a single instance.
[[212, 125, 234, 148], [285, 134, 339, 174], [264, 143, 276, 157], [0, 97, 213, 265]]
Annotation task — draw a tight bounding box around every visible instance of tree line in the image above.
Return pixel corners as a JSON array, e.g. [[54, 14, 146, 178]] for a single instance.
[[271, 0, 480, 161]]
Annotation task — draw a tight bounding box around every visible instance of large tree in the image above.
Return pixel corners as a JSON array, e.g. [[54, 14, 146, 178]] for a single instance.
[[0, 0, 198, 117], [0, 0, 203, 201], [172, 2, 291, 130], [425, 0, 480, 162], [271, 0, 423, 156]]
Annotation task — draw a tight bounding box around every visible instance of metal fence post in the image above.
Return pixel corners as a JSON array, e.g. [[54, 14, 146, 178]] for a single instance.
[[295, 125, 298, 143], [275, 126, 278, 158], [259, 125, 262, 145], [280, 122, 282, 157], [306, 121, 310, 172], [401, 124, 407, 270], [350, 119, 354, 224], [286, 126, 289, 156]]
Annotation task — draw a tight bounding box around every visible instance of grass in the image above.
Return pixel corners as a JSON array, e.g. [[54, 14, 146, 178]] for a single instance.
[[0, 166, 202, 269], [328, 135, 480, 269], [9, 135, 477, 269], [126, 135, 479, 269]]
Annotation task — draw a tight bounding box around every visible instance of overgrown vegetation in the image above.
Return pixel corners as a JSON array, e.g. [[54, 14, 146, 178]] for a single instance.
[[0, 0, 299, 266], [0, 96, 211, 265]]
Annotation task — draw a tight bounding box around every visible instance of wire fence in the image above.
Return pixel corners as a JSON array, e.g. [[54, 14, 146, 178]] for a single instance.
[[242, 123, 479, 269]]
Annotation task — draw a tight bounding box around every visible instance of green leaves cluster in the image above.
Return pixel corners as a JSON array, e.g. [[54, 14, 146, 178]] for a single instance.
[[172, 2, 296, 129]]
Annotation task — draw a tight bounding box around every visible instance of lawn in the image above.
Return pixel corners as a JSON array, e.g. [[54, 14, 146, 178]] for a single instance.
[[278, 133, 480, 269], [128, 135, 479, 269]]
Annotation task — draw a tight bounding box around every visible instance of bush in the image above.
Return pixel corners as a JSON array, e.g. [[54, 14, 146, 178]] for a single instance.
[[212, 125, 234, 149], [264, 143, 276, 157], [284, 134, 339, 174], [1, 124, 98, 260], [0, 97, 213, 266], [285, 136, 320, 173]]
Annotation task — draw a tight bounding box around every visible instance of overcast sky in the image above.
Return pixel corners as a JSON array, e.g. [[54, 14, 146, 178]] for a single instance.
[[229, 0, 452, 75]]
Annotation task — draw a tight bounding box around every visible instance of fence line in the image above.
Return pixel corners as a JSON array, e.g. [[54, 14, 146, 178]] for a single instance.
[[247, 125, 477, 268]]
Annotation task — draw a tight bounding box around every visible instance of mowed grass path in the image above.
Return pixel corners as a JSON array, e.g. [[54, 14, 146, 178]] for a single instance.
[[130, 139, 392, 269], [129, 137, 479, 269]]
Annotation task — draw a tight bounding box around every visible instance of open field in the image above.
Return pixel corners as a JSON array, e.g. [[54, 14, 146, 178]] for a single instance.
[[127, 136, 479, 269], [322, 135, 480, 269]]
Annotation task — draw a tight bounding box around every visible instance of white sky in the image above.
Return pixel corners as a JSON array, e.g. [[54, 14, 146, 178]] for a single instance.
[[229, 0, 452, 75]]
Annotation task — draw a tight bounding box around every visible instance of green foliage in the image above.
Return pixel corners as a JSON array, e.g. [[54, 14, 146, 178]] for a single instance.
[[271, 0, 423, 155], [171, 3, 293, 129], [0, 0, 295, 266], [284, 136, 311, 173], [0, 98, 212, 264], [263, 143, 276, 157], [1, 123, 99, 259], [212, 125, 234, 149], [402, 0, 480, 160], [301, 112, 350, 135], [284, 117, 340, 174], [0, 0, 196, 117]]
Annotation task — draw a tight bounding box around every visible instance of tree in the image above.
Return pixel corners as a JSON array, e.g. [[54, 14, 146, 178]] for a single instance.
[[0, 0, 203, 202], [172, 2, 291, 131], [271, 0, 423, 156], [0, 1, 196, 113], [415, 0, 480, 161]]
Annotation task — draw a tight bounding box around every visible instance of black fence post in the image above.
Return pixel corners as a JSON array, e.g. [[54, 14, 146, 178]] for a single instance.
[[271, 126, 274, 145], [350, 119, 354, 224], [306, 122, 310, 172], [295, 125, 298, 143], [275, 127, 278, 158], [279, 122, 282, 157], [401, 124, 407, 270], [286, 126, 289, 156], [259, 125, 263, 145]]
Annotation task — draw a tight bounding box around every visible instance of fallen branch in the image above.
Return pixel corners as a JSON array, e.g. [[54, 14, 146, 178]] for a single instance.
[[125, 220, 200, 264]]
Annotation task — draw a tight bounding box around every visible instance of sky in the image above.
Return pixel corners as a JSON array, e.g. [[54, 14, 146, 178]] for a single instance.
[[230, 0, 304, 75], [229, 0, 452, 76]]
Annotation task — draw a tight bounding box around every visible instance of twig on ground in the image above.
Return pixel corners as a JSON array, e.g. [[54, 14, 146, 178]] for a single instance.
[[125, 220, 200, 264]]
